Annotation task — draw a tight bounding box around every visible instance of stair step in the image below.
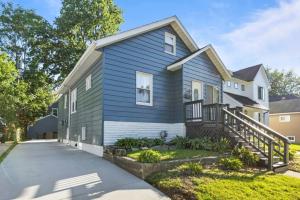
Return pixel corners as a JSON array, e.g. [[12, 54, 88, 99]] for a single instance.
[[273, 162, 288, 173]]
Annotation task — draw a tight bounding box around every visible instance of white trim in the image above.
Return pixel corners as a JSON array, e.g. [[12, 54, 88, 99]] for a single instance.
[[104, 121, 186, 145], [164, 32, 176, 55], [95, 16, 198, 52], [270, 112, 300, 115], [167, 44, 231, 80], [136, 71, 153, 106]]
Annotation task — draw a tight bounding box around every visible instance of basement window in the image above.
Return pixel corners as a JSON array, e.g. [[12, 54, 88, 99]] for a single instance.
[[287, 136, 295, 143]]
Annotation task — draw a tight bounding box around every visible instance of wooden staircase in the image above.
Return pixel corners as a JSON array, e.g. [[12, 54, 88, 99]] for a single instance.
[[184, 100, 290, 172], [223, 107, 290, 172]]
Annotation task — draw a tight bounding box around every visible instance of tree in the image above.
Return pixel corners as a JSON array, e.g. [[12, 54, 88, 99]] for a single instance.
[[54, 0, 123, 81], [0, 3, 56, 77], [266, 68, 300, 96]]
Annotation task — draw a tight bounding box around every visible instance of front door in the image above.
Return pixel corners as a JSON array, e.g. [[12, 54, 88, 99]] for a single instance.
[[192, 81, 203, 119]]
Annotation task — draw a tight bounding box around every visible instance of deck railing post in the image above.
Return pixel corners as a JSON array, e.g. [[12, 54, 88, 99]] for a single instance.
[[284, 142, 289, 164], [268, 140, 274, 170]]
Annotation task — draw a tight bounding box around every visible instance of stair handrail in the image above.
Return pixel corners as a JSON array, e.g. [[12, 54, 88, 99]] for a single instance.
[[223, 109, 275, 142], [236, 111, 290, 143]]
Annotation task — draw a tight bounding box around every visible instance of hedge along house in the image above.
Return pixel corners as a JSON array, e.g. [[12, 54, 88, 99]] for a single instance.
[[57, 16, 231, 156]]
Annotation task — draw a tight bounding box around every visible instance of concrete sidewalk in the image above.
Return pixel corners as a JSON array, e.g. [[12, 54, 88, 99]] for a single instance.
[[0, 140, 169, 200]]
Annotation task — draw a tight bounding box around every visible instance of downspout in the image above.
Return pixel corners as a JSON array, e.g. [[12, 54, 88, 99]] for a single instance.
[[67, 88, 71, 144]]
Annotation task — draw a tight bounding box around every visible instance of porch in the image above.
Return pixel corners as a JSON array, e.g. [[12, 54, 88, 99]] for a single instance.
[[184, 100, 290, 171]]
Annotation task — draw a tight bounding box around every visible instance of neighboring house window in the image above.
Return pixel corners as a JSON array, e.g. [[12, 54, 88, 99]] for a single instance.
[[136, 71, 153, 106], [71, 88, 77, 114], [227, 81, 231, 87], [234, 82, 238, 89], [86, 74, 91, 91], [241, 84, 245, 91], [279, 115, 290, 122], [52, 108, 58, 116], [287, 136, 295, 143], [64, 95, 67, 109], [164, 32, 176, 55], [258, 86, 264, 100]]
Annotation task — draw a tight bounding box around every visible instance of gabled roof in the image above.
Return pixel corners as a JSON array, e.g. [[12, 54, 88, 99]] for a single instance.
[[270, 98, 300, 114], [95, 16, 198, 52], [225, 92, 258, 106], [167, 44, 231, 80], [57, 16, 199, 94], [232, 64, 262, 81]]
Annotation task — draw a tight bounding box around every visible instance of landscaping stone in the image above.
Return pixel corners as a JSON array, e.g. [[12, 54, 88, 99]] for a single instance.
[[103, 153, 221, 179]]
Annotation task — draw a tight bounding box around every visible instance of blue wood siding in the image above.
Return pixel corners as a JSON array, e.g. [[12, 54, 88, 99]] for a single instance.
[[103, 26, 189, 123], [58, 57, 104, 145], [183, 53, 223, 103]]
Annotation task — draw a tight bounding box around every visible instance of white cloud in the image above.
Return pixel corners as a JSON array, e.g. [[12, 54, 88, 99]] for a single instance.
[[218, 0, 300, 74]]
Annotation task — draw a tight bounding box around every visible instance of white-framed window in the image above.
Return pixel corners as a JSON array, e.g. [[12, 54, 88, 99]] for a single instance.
[[287, 136, 295, 143], [258, 86, 264, 100], [52, 108, 58, 116], [81, 126, 86, 140], [136, 71, 153, 106], [64, 95, 67, 109], [86, 74, 92, 91], [241, 84, 245, 91], [234, 82, 238, 89], [164, 32, 176, 55], [279, 115, 290, 122], [227, 81, 231, 87], [71, 88, 77, 114]]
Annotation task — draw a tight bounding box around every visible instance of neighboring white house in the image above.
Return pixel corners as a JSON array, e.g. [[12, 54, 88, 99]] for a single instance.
[[223, 64, 270, 125]]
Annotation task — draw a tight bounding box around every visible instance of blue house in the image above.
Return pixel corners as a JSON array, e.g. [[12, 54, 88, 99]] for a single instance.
[[57, 16, 231, 155]]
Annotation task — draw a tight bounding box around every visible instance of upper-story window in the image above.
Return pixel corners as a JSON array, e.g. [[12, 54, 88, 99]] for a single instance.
[[227, 81, 231, 87], [234, 82, 238, 89], [71, 88, 77, 114], [241, 84, 245, 91], [136, 71, 153, 106], [86, 74, 92, 91], [258, 86, 264, 100], [64, 94, 67, 109], [164, 32, 176, 55]]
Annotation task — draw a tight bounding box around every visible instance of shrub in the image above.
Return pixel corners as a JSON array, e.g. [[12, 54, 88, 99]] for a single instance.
[[115, 137, 165, 149], [170, 136, 190, 149], [213, 137, 231, 152], [189, 137, 214, 151], [233, 146, 259, 166], [138, 149, 161, 163], [219, 157, 243, 170], [177, 162, 203, 175]]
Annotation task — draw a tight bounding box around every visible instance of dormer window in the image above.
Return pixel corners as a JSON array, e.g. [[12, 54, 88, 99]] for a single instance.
[[164, 32, 176, 55]]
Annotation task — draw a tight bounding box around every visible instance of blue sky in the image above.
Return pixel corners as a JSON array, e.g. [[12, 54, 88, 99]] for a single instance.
[[5, 0, 300, 74]]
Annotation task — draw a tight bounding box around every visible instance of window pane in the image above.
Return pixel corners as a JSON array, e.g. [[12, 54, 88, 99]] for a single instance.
[[165, 43, 174, 53], [136, 89, 150, 103], [137, 74, 151, 89], [165, 35, 173, 44]]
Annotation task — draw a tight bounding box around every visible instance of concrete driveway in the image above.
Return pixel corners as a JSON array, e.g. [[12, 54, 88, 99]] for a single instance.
[[0, 140, 169, 200]]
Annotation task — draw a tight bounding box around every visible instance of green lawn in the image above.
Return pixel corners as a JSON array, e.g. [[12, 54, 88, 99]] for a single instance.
[[289, 144, 300, 172], [127, 149, 219, 161], [148, 167, 300, 200]]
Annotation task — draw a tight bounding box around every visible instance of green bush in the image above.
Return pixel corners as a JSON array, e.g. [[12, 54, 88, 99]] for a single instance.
[[219, 157, 243, 170], [170, 136, 190, 149], [137, 149, 162, 163], [115, 137, 164, 149], [233, 146, 259, 166], [213, 137, 231, 152], [177, 162, 203, 175], [189, 137, 214, 151]]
